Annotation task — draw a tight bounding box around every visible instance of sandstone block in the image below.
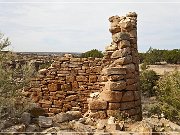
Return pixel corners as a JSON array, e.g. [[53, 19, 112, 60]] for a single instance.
[[89, 111, 107, 119], [66, 75, 75, 82], [122, 91, 134, 102], [89, 100, 107, 110], [53, 100, 63, 107], [107, 110, 122, 118], [66, 95, 78, 101], [49, 108, 60, 114], [134, 91, 141, 100], [126, 79, 136, 85], [105, 44, 117, 51], [112, 55, 132, 66], [72, 81, 79, 88], [76, 76, 88, 82], [111, 47, 131, 59], [89, 75, 97, 83], [48, 83, 61, 92], [104, 81, 126, 91], [118, 40, 130, 49], [109, 75, 124, 81], [108, 103, 121, 110], [134, 100, 141, 107], [100, 76, 108, 82], [102, 67, 126, 75], [126, 83, 138, 91], [100, 91, 122, 102], [120, 101, 135, 110], [112, 32, 130, 43], [126, 12, 137, 17], [129, 29, 137, 38], [123, 63, 135, 73]]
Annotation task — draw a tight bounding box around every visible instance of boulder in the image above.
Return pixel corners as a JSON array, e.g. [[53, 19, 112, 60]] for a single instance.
[[69, 121, 95, 134], [38, 116, 53, 128], [20, 112, 31, 125], [26, 124, 39, 132], [53, 111, 82, 123]]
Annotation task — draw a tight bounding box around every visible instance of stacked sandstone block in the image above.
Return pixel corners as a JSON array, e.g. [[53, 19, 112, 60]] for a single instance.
[[28, 57, 104, 116], [88, 12, 142, 120]]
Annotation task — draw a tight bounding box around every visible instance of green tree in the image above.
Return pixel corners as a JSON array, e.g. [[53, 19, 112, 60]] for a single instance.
[[81, 49, 103, 58]]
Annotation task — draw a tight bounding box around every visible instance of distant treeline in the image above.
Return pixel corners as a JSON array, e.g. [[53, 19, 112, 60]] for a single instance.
[[139, 47, 180, 64]]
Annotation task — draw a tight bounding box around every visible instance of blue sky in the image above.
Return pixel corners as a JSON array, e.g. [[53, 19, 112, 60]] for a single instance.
[[0, 0, 180, 52]]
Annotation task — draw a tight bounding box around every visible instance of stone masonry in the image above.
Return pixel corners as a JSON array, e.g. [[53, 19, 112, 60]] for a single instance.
[[87, 12, 142, 120], [28, 57, 105, 116], [28, 12, 142, 120]]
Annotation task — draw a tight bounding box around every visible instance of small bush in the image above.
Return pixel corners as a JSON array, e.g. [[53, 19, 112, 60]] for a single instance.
[[156, 71, 180, 122], [0, 33, 34, 120], [140, 69, 159, 97]]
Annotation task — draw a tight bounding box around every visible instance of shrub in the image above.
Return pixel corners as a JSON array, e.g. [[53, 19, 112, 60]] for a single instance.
[[0, 33, 34, 120], [81, 49, 103, 58], [155, 71, 180, 122], [140, 69, 159, 97]]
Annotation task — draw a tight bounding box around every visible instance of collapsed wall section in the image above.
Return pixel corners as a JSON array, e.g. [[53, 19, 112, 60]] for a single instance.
[[87, 12, 142, 120], [28, 57, 104, 116]]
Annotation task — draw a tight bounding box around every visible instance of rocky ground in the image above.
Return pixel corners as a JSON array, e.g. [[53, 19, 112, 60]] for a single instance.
[[0, 104, 180, 135]]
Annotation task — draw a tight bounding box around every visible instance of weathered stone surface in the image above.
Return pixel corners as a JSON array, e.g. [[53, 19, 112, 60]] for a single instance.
[[53, 111, 82, 123], [38, 116, 52, 128], [126, 78, 136, 85], [100, 91, 122, 102], [89, 100, 107, 110], [108, 103, 121, 110], [96, 119, 107, 130], [134, 91, 141, 100], [70, 121, 94, 134], [121, 91, 134, 102], [112, 55, 132, 66], [104, 81, 126, 91], [107, 110, 122, 118], [20, 112, 31, 125], [89, 111, 107, 119], [89, 75, 97, 83], [129, 29, 137, 38], [112, 32, 130, 43], [48, 83, 61, 92], [106, 123, 122, 132], [105, 43, 117, 51], [117, 40, 131, 49], [120, 101, 135, 110], [109, 75, 124, 81], [102, 67, 126, 75], [126, 83, 138, 91], [111, 47, 131, 59], [76, 75, 88, 82]]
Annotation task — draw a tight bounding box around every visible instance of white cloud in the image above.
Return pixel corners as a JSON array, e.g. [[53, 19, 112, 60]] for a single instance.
[[0, 2, 180, 52]]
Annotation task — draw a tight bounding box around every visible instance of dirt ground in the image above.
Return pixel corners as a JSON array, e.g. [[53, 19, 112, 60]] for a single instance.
[[143, 64, 180, 75]]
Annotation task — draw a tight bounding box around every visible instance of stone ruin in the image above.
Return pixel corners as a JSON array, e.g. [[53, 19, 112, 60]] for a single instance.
[[27, 12, 141, 121], [87, 12, 141, 120]]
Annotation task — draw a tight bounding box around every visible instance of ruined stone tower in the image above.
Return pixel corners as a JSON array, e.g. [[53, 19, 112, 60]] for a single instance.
[[88, 12, 142, 120]]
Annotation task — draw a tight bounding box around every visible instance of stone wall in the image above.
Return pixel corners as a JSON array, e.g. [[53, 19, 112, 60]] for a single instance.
[[87, 12, 142, 120], [28, 12, 142, 120], [28, 57, 104, 116]]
